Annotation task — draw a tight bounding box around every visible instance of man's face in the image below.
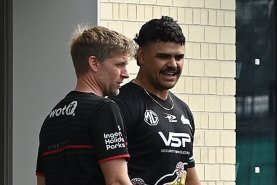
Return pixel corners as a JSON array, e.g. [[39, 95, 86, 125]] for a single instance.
[[97, 54, 129, 96], [138, 42, 185, 91]]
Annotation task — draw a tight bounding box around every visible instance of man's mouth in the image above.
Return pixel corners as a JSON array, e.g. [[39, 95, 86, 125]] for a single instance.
[[161, 70, 178, 77]]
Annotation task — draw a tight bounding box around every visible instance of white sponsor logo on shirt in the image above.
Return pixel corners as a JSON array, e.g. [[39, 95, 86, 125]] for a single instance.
[[159, 132, 191, 148], [181, 115, 192, 129], [164, 113, 177, 122], [49, 101, 77, 118], [103, 132, 125, 150], [144, 110, 159, 126]]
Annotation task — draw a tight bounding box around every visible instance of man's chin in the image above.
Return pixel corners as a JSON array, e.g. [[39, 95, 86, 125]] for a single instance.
[[109, 89, 120, 97], [162, 82, 177, 90]]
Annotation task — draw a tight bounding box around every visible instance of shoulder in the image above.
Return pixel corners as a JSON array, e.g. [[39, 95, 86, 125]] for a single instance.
[[99, 97, 120, 111], [63, 91, 119, 112], [120, 82, 143, 96], [170, 92, 196, 131], [170, 92, 191, 111], [109, 82, 145, 125], [110, 82, 144, 103]]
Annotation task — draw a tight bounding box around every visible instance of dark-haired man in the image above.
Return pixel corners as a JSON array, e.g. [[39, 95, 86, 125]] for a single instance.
[[110, 16, 201, 185]]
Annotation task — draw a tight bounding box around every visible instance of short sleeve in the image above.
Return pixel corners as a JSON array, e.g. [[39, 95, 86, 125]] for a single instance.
[[91, 100, 129, 163]]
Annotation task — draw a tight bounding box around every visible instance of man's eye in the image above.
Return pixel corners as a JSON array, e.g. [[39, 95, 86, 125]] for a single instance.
[[157, 54, 171, 59], [117, 63, 126, 68], [157, 54, 184, 61], [175, 55, 184, 61]]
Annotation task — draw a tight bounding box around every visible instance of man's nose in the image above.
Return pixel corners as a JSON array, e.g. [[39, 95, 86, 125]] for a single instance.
[[121, 68, 129, 79], [167, 57, 178, 68]]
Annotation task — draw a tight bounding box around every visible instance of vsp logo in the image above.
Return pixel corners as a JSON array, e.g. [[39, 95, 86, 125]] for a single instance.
[[159, 132, 191, 147], [49, 101, 77, 118], [144, 110, 159, 126], [164, 113, 177, 122]]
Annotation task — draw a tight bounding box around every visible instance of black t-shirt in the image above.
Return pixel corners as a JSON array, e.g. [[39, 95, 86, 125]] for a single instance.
[[36, 91, 129, 185], [111, 82, 195, 185]]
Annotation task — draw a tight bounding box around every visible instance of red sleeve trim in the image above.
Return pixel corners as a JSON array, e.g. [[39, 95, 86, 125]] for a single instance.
[[98, 154, 130, 164], [36, 172, 45, 176], [42, 145, 94, 157]]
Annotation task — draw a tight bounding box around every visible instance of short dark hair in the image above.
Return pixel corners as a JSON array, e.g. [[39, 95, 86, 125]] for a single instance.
[[134, 16, 186, 47]]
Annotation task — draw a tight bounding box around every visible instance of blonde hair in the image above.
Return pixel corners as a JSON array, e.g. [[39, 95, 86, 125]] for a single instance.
[[70, 25, 136, 76]]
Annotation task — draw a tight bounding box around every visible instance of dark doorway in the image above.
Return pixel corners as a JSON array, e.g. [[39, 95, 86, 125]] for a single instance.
[[0, 0, 13, 184], [236, 0, 276, 184]]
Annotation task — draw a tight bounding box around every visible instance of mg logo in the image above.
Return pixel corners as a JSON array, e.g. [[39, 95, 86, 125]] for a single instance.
[[144, 110, 159, 126], [159, 132, 191, 147]]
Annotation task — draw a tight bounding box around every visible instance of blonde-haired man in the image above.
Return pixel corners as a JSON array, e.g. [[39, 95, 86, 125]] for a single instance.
[[36, 25, 135, 185]]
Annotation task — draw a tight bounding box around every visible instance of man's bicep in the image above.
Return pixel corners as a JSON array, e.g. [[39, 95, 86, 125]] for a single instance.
[[186, 167, 201, 185], [99, 158, 132, 185], [37, 175, 46, 185]]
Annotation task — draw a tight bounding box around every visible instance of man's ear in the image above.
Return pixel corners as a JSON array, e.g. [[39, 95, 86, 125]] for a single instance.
[[88, 56, 98, 72], [137, 48, 145, 66]]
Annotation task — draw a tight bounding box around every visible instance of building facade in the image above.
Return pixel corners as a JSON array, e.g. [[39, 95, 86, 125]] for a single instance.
[[1, 0, 275, 185], [100, 0, 237, 184]]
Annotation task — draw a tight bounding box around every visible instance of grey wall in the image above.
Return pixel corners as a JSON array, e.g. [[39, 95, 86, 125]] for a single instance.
[[13, 1, 98, 184]]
